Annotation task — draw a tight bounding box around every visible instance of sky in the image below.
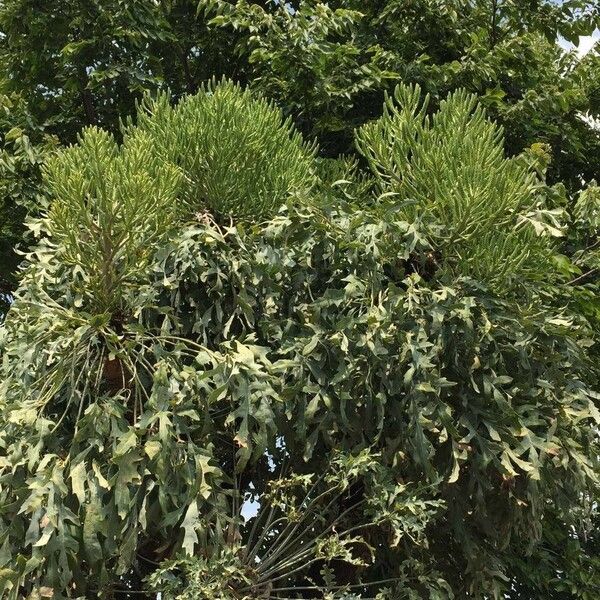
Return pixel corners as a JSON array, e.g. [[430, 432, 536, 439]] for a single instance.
[[559, 29, 600, 56], [577, 30, 600, 56]]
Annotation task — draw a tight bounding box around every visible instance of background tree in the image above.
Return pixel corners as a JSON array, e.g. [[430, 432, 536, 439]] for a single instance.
[[0, 91, 57, 318], [201, 0, 600, 182]]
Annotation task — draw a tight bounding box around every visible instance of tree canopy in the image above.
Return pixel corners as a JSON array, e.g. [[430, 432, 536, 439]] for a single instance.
[[1, 1, 599, 309], [0, 2, 599, 599]]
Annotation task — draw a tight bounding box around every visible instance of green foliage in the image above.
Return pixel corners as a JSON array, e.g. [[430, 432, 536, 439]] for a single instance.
[[201, 1, 600, 183], [0, 0, 243, 319], [0, 81, 318, 597], [199, 0, 398, 146], [0, 323, 228, 597], [148, 450, 444, 600], [45, 126, 185, 313], [0, 0, 183, 138], [24, 77, 314, 316], [0, 43, 598, 600], [126, 80, 317, 221], [1, 0, 599, 320], [0, 92, 57, 318], [507, 506, 600, 599], [560, 180, 600, 358], [356, 84, 553, 288], [493, 39, 600, 188]]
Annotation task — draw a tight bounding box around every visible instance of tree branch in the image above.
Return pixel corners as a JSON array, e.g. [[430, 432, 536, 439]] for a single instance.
[[79, 67, 98, 125], [568, 267, 599, 286]]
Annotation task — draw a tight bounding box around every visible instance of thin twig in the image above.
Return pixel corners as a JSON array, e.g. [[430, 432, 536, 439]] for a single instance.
[[568, 267, 599, 285]]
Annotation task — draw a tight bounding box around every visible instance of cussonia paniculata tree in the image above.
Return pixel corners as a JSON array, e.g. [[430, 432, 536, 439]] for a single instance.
[[0, 81, 598, 599]]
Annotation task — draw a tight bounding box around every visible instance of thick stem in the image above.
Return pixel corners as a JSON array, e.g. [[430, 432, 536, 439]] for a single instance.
[[181, 49, 196, 94], [490, 0, 498, 49], [79, 66, 98, 125]]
